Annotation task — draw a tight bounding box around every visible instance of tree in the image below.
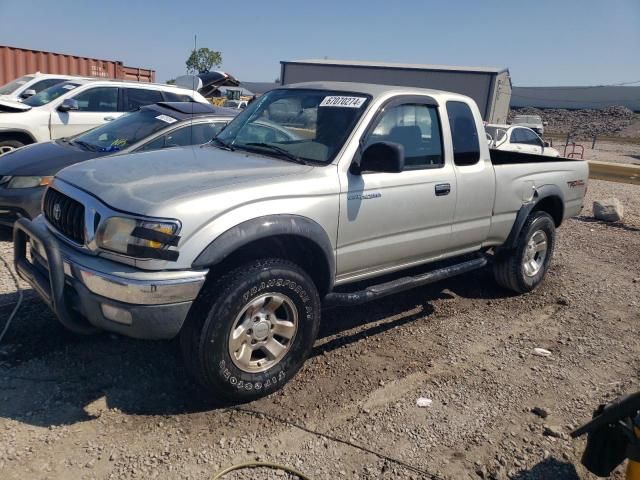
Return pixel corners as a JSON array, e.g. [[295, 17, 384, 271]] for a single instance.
[[166, 78, 176, 85], [186, 48, 222, 74]]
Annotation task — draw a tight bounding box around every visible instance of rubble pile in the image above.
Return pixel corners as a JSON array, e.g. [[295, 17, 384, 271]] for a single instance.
[[509, 105, 637, 139]]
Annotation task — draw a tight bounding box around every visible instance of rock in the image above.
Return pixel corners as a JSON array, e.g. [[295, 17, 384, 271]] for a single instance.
[[543, 425, 564, 438], [593, 198, 624, 222], [531, 407, 549, 419]]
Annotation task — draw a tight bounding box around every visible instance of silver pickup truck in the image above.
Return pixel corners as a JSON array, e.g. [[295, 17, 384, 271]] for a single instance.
[[14, 82, 588, 402]]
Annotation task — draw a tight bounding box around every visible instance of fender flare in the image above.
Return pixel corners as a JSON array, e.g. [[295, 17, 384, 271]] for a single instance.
[[192, 214, 336, 291], [501, 185, 564, 250]]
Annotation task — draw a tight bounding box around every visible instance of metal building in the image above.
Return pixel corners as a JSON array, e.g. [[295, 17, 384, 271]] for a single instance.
[[280, 59, 512, 123]]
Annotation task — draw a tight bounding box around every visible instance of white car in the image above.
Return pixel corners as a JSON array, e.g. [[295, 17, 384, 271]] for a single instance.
[[485, 124, 560, 157], [512, 114, 546, 136], [0, 73, 90, 102], [0, 80, 208, 153]]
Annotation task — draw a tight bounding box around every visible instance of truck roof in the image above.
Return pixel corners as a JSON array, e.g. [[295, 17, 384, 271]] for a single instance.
[[285, 81, 465, 100], [283, 59, 509, 75]]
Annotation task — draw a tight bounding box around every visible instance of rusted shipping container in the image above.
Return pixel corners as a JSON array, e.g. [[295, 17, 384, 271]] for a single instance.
[[0, 45, 155, 84]]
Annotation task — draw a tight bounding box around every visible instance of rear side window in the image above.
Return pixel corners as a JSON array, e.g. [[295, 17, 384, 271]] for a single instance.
[[125, 88, 163, 111], [162, 91, 194, 102], [446, 101, 480, 166]]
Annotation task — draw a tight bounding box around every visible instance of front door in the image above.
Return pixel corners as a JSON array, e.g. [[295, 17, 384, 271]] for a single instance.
[[50, 86, 121, 139], [336, 99, 457, 282]]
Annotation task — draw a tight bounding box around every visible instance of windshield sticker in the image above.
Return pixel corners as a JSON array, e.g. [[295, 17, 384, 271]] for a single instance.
[[62, 84, 77, 90], [155, 114, 177, 124], [319, 96, 367, 108]]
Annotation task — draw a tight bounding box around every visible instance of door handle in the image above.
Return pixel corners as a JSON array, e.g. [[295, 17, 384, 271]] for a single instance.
[[435, 183, 451, 196], [104, 116, 115, 121]]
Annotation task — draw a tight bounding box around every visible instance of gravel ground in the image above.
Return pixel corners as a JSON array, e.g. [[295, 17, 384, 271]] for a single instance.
[[543, 138, 640, 166], [0, 179, 639, 480]]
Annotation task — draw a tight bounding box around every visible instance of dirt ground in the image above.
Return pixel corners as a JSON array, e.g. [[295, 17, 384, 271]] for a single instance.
[[546, 136, 640, 166], [0, 177, 639, 480]]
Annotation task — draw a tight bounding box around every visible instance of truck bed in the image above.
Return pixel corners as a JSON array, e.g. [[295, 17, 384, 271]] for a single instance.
[[485, 148, 588, 247]]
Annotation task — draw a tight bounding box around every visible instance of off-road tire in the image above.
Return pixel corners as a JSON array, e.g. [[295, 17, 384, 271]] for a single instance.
[[493, 211, 556, 293], [180, 258, 321, 403]]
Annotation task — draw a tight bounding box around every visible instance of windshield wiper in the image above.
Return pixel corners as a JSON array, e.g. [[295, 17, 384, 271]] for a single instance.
[[243, 142, 307, 165], [211, 136, 235, 151], [71, 140, 97, 152]]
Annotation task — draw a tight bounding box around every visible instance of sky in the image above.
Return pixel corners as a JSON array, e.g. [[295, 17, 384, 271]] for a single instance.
[[1, 0, 639, 86]]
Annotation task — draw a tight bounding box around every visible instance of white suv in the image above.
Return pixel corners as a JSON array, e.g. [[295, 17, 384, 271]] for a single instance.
[[0, 73, 90, 103], [0, 79, 208, 153]]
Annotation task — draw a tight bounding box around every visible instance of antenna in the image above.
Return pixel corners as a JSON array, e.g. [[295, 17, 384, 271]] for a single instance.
[[191, 34, 197, 147]]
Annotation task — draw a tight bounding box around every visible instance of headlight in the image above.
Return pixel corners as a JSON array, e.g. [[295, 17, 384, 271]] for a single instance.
[[7, 176, 53, 188], [95, 216, 180, 260]]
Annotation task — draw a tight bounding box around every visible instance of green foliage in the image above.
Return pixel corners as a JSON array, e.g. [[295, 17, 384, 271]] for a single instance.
[[186, 48, 223, 74]]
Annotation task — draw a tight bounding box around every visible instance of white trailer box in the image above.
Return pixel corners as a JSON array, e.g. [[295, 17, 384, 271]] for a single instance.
[[280, 59, 512, 124]]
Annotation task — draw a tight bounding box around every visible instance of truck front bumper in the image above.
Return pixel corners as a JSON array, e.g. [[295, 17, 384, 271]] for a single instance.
[[13, 217, 207, 339]]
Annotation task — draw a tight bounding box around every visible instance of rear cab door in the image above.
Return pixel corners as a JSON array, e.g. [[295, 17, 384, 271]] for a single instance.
[[336, 94, 457, 282], [443, 98, 496, 251]]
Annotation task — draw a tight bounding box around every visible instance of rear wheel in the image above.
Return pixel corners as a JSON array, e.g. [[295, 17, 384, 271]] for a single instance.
[[493, 211, 555, 293], [0, 140, 24, 155], [180, 258, 321, 403]]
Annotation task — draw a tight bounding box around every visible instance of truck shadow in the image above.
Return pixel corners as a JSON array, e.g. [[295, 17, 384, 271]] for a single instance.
[[510, 457, 580, 479], [0, 267, 512, 427]]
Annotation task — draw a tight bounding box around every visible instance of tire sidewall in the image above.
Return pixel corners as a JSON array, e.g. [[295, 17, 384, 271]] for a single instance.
[[198, 262, 320, 400], [515, 212, 555, 290]]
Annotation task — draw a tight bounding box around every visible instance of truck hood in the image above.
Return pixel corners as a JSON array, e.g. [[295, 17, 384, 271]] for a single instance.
[[0, 98, 31, 112], [57, 145, 313, 215]]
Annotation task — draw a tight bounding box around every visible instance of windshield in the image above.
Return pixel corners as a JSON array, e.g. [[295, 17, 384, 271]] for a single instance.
[[23, 81, 81, 107], [0, 75, 34, 95], [216, 88, 371, 164], [73, 109, 177, 152], [485, 126, 507, 143]]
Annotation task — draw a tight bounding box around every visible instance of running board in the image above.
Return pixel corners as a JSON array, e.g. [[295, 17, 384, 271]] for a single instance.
[[323, 256, 488, 307]]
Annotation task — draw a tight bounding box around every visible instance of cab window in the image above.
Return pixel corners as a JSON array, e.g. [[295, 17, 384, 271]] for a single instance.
[[365, 103, 443, 169], [446, 101, 480, 166]]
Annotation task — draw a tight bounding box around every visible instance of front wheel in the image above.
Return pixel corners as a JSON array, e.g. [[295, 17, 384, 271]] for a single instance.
[[180, 258, 321, 403], [0, 140, 24, 155], [493, 211, 556, 293]]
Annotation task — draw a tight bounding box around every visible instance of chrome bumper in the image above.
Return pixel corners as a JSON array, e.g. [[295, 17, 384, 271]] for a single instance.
[[13, 217, 207, 339]]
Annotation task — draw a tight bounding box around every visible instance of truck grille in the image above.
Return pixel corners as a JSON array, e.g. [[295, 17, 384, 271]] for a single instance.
[[43, 188, 85, 244]]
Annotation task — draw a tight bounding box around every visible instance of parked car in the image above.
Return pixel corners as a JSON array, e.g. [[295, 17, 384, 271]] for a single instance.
[[485, 124, 561, 157], [0, 73, 90, 103], [14, 82, 588, 403], [0, 102, 237, 226], [0, 79, 208, 154], [511, 114, 546, 136]]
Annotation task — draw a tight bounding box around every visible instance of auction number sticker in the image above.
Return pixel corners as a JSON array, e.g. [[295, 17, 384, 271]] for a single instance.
[[155, 114, 177, 124], [319, 96, 367, 108]]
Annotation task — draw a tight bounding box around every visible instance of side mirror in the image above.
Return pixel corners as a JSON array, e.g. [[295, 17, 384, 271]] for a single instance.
[[58, 98, 79, 112], [352, 142, 404, 174], [543, 141, 550, 147], [20, 89, 36, 99]]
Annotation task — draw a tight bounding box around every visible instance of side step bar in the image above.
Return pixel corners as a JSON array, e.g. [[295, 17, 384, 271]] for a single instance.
[[323, 256, 488, 307]]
